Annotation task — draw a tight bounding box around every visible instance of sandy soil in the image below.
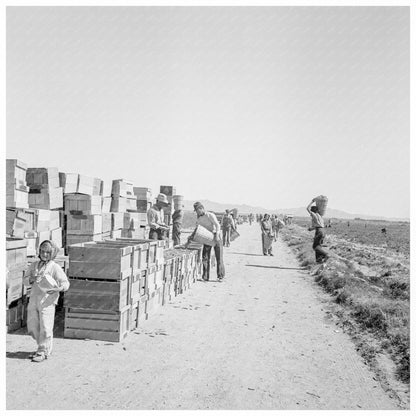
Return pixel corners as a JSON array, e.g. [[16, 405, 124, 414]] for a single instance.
[[6, 224, 400, 410]]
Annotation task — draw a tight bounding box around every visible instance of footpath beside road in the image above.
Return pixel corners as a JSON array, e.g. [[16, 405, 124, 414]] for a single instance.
[[6, 223, 399, 410]]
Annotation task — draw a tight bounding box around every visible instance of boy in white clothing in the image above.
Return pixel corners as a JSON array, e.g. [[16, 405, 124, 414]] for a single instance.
[[24, 240, 70, 362]]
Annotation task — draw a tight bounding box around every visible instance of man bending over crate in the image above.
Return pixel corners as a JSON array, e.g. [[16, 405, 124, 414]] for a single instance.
[[188, 202, 225, 282]]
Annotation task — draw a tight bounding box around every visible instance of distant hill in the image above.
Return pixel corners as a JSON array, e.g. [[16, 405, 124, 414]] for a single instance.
[[182, 199, 408, 222]]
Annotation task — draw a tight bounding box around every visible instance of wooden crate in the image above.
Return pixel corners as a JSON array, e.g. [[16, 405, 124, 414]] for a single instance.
[[159, 185, 176, 197], [50, 227, 63, 248], [101, 213, 112, 233], [97, 239, 149, 271], [28, 187, 63, 210], [121, 227, 148, 240], [93, 178, 102, 196], [59, 172, 79, 194], [130, 269, 147, 304], [102, 197, 111, 213], [68, 242, 133, 280], [64, 305, 130, 342], [111, 212, 124, 230], [145, 289, 162, 319], [114, 238, 163, 266], [136, 200, 151, 213], [67, 214, 102, 235], [7, 159, 27, 187], [64, 194, 102, 215], [163, 258, 174, 283], [112, 179, 134, 198], [66, 233, 103, 249], [77, 174, 95, 196], [6, 237, 27, 265], [133, 187, 151, 201], [26, 167, 60, 189], [126, 197, 137, 212], [110, 196, 127, 213], [129, 296, 147, 330], [6, 263, 26, 305], [6, 300, 24, 333], [35, 209, 60, 232], [64, 276, 130, 311], [6, 188, 29, 209], [100, 180, 112, 197]]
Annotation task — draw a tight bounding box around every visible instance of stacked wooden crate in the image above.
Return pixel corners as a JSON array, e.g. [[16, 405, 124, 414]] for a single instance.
[[6, 237, 28, 332], [110, 212, 123, 238], [133, 187, 152, 213], [6, 159, 29, 209], [91, 239, 151, 330], [25, 167, 64, 253], [62, 173, 104, 253], [64, 242, 133, 342], [111, 179, 136, 213], [27, 167, 63, 210], [121, 212, 149, 239]]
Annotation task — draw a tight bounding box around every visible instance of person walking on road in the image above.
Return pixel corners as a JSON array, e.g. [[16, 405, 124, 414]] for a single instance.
[[306, 199, 329, 264], [221, 209, 235, 247], [271, 214, 285, 241], [23, 240, 70, 362], [147, 193, 170, 240], [188, 202, 225, 281], [261, 213, 274, 256]]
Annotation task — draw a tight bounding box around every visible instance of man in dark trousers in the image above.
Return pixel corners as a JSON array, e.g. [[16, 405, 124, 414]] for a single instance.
[[221, 209, 235, 247], [188, 202, 225, 282], [172, 204, 184, 246], [307, 199, 329, 264]]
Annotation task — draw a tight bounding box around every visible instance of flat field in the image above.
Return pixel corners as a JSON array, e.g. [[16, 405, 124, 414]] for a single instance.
[[280, 218, 410, 398], [293, 217, 410, 255]]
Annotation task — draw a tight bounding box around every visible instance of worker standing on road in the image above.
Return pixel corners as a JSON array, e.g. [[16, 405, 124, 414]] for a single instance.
[[188, 202, 225, 282], [261, 213, 274, 256], [306, 199, 329, 264], [172, 204, 184, 246], [147, 193, 170, 240], [23, 240, 70, 363], [271, 214, 285, 241], [221, 209, 235, 247]]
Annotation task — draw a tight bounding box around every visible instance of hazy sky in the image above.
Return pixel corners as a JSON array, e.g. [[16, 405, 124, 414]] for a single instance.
[[6, 6, 410, 218]]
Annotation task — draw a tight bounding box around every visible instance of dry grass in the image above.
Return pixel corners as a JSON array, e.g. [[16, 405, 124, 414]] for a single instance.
[[281, 223, 410, 385]]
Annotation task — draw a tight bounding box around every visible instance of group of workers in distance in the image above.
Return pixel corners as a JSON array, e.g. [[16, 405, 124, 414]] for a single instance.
[[22, 192, 329, 364]]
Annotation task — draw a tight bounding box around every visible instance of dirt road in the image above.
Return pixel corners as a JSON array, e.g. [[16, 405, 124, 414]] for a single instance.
[[6, 224, 399, 410]]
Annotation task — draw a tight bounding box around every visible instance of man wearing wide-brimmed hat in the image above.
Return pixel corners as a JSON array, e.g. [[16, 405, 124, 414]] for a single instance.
[[189, 202, 225, 282], [147, 193, 170, 240]]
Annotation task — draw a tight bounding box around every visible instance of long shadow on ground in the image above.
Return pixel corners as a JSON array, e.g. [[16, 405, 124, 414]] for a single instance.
[[246, 264, 307, 271]]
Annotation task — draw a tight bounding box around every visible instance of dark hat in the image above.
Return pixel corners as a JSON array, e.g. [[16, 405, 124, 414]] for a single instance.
[[193, 201, 204, 211]]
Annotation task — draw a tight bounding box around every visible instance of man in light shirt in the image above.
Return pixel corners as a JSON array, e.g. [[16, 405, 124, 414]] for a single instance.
[[307, 199, 329, 264], [147, 193, 170, 240], [189, 202, 225, 281]]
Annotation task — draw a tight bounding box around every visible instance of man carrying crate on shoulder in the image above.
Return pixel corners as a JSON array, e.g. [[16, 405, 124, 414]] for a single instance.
[[187, 202, 225, 282], [307, 197, 330, 264]]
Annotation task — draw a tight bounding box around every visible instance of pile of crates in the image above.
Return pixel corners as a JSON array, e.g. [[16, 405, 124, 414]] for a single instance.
[[6, 237, 28, 331], [5, 158, 188, 335], [63, 238, 203, 342]]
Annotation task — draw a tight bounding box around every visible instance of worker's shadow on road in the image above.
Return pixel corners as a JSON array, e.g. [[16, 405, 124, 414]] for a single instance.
[[6, 351, 33, 360], [246, 264, 307, 271], [228, 252, 266, 257]]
